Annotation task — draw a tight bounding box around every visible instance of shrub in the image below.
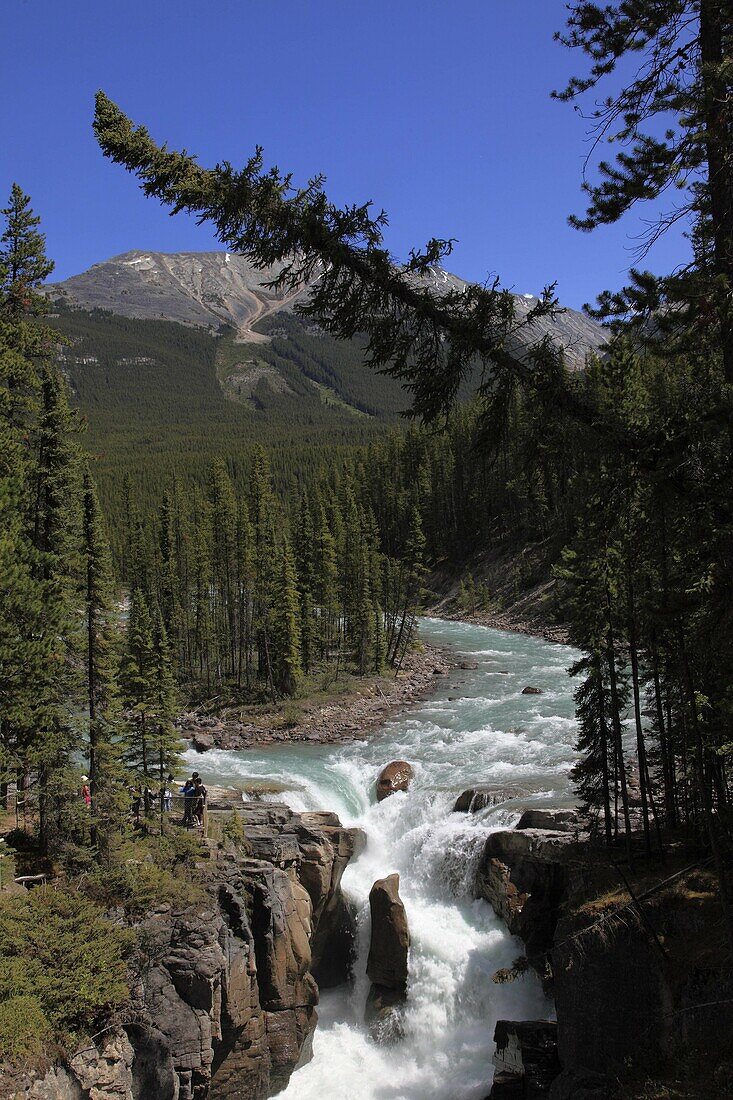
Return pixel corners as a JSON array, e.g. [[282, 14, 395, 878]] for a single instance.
[[221, 812, 252, 854], [0, 994, 49, 1066], [0, 888, 133, 1054], [82, 859, 203, 918]]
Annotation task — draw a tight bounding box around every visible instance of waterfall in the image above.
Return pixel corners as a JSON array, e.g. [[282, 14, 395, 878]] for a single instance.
[[194, 618, 580, 1099]]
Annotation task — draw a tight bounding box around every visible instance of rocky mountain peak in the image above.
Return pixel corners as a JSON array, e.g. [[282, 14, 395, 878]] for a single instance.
[[46, 249, 606, 369]]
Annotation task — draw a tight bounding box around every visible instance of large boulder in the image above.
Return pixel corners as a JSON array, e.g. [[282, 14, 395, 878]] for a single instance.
[[489, 1020, 560, 1098], [365, 874, 410, 1043], [453, 786, 531, 813], [376, 761, 414, 802], [516, 809, 579, 833], [521, 686, 543, 695], [366, 874, 410, 988], [68, 1030, 135, 1099], [364, 984, 406, 1044], [474, 829, 587, 975]]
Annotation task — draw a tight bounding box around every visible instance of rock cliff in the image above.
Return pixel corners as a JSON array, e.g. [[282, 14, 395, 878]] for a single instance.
[[477, 813, 733, 1098], [11, 803, 365, 1100]]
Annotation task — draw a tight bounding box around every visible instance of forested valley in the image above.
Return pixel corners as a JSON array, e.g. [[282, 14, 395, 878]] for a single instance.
[[1, 2, 733, 1095]]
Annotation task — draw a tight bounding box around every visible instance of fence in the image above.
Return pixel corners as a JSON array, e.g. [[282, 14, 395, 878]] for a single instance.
[[128, 792, 209, 834]]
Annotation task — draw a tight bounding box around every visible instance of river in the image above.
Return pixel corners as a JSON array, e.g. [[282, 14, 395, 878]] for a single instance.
[[189, 617, 580, 1100]]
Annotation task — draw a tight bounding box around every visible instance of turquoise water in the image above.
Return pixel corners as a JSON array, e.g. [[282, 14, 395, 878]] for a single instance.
[[189, 618, 580, 1100]]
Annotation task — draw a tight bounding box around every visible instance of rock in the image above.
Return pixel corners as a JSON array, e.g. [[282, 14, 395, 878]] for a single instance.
[[364, 872, 409, 1045], [516, 809, 579, 833], [521, 686, 543, 695], [453, 786, 530, 813], [488, 1071, 525, 1098], [364, 874, 410, 1043], [548, 1069, 613, 1099], [6, 802, 366, 1100], [191, 731, 214, 752], [459, 661, 479, 670], [69, 1029, 135, 1099], [490, 1020, 560, 1098], [475, 829, 587, 973], [205, 785, 244, 809], [364, 984, 406, 1044], [124, 1026, 178, 1100], [28, 1069, 86, 1099], [376, 761, 414, 801], [366, 874, 410, 989]]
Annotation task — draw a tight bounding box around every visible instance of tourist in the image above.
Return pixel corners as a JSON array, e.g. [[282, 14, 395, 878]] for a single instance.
[[181, 777, 195, 826], [162, 774, 174, 813], [193, 777, 207, 828]]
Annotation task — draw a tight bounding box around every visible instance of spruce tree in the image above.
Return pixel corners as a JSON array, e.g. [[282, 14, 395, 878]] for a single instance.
[[120, 590, 156, 795], [270, 538, 302, 697], [81, 468, 125, 854]]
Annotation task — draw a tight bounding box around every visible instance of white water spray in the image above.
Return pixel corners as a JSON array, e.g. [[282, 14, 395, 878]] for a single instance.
[[194, 619, 580, 1099]]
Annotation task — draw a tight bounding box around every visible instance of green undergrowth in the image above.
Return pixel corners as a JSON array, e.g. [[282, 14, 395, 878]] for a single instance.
[[0, 887, 133, 1066], [0, 824, 210, 1069], [80, 828, 204, 917]]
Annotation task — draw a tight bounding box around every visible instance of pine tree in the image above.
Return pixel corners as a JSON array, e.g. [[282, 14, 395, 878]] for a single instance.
[[81, 468, 126, 855], [120, 590, 156, 795], [555, 3, 733, 385], [570, 650, 613, 844], [270, 538, 302, 696], [0, 183, 54, 324], [149, 611, 182, 824], [0, 188, 77, 850]]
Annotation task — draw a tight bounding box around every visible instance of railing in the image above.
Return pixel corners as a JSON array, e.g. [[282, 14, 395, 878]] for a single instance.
[[128, 792, 208, 834]]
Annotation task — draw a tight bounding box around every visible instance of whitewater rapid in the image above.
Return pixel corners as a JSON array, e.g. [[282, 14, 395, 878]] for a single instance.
[[190, 618, 580, 1100]]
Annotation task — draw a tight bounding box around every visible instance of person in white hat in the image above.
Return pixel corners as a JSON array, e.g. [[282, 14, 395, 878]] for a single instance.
[[80, 776, 91, 807]]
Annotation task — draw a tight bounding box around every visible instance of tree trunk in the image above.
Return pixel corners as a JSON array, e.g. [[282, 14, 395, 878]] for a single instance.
[[606, 584, 634, 868], [700, 0, 733, 390], [678, 627, 733, 954], [627, 581, 651, 855]]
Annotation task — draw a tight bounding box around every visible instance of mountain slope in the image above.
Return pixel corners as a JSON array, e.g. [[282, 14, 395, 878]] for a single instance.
[[46, 249, 606, 371], [44, 250, 606, 526]]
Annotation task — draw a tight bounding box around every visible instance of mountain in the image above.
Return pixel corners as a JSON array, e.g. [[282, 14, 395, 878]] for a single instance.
[[44, 251, 606, 526], [46, 249, 605, 371]]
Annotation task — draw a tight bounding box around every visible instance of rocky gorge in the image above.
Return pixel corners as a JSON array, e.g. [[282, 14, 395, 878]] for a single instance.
[[7, 619, 729, 1100]]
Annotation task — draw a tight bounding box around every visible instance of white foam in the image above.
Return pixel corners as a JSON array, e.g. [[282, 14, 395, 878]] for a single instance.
[[197, 619, 578, 1098]]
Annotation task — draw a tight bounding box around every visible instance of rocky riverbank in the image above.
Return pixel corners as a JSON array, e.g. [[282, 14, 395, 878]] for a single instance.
[[429, 605, 571, 646], [176, 644, 453, 753]]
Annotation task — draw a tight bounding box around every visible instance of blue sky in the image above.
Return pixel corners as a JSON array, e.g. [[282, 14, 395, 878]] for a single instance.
[[3, 0, 689, 310]]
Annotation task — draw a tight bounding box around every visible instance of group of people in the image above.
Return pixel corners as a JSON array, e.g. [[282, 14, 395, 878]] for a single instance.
[[81, 771, 209, 829], [181, 772, 207, 828]]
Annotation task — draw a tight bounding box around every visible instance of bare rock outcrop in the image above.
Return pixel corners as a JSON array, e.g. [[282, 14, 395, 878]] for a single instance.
[[475, 816, 733, 1095], [376, 761, 414, 802], [488, 1020, 560, 1098], [13, 804, 365, 1100], [515, 809, 578, 833], [474, 827, 586, 970]]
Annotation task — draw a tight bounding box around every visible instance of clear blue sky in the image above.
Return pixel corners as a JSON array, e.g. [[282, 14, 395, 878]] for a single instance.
[[3, 0, 689, 310]]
